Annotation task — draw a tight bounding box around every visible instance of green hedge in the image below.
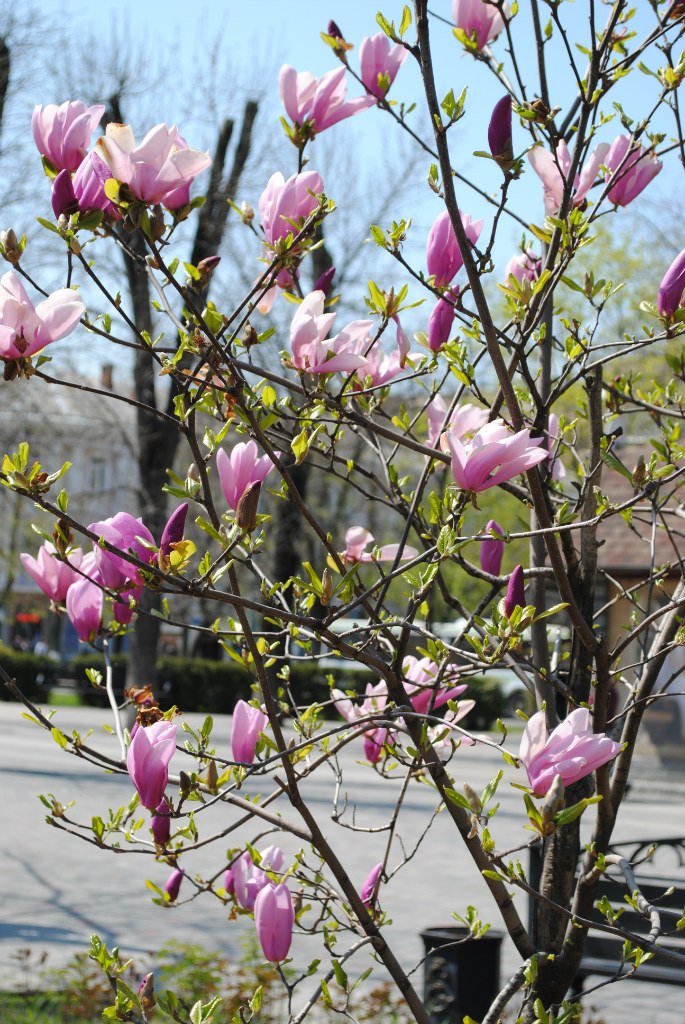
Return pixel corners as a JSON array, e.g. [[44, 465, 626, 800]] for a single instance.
[[0, 644, 59, 702], [0, 647, 510, 730]]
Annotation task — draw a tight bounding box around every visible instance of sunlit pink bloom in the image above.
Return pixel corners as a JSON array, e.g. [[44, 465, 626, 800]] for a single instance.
[[290, 290, 368, 374], [426, 210, 483, 287], [504, 250, 541, 285], [359, 33, 407, 99], [547, 413, 566, 481], [604, 135, 662, 207], [32, 100, 105, 172], [402, 655, 467, 715], [447, 419, 547, 493], [528, 140, 610, 215], [216, 441, 274, 511], [364, 727, 394, 763], [165, 867, 184, 901], [231, 699, 269, 764], [332, 680, 388, 723], [360, 862, 383, 906], [427, 396, 488, 453], [72, 151, 120, 218], [259, 170, 324, 246], [480, 520, 505, 576], [0, 272, 85, 360], [127, 719, 177, 809], [520, 708, 622, 796], [279, 64, 373, 133], [88, 512, 155, 589], [65, 577, 103, 643], [428, 288, 459, 352], [234, 846, 286, 911], [20, 542, 83, 603], [95, 123, 211, 206], [428, 704, 477, 752], [355, 345, 404, 387], [452, 0, 509, 48], [657, 248, 685, 317], [254, 883, 295, 962], [342, 526, 419, 564]]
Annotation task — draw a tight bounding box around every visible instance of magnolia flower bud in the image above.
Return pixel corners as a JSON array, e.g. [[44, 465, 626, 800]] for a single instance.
[[504, 564, 525, 617], [236, 480, 261, 532], [320, 568, 333, 606], [488, 95, 514, 171], [0, 229, 22, 264], [138, 973, 155, 1011]]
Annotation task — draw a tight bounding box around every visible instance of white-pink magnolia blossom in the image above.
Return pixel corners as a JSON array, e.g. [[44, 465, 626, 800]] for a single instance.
[[0, 272, 84, 360], [528, 140, 610, 215]]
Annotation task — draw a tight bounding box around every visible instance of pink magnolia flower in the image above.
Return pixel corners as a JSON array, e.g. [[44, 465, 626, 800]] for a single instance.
[[279, 64, 373, 134], [216, 440, 274, 511], [289, 290, 368, 374], [426, 210, 483, 287], [342, 526, 419, 564], [0, 272, 85, 360], [65, 576, 104, 643], [95, 123, 211, 207], [504, 250, 541, 285], [402, 655, 467, 715], [604, 135, 662, 207], [428, 704, 477, 753], [360, 863, 383, 906], [127, 719, 178, 810], [528, 140, 610, 215], [355, 345, 404, 388], [520, 708, 622, 796], [32, 100, 105, 172], [233, 847, 285, 909], [480, 520, 505, 576], [359, 33, 407, 99], [452, 0, 509, 49], [88, 512, 155, 590], [72, 151, 120, 218], [165, 867, 184, 902], [447, 419, 547, 493], [332, 680, 388, 724], [254, 883, 295, 962], [20, 543, 83, 603], [427, 396, 489, 452], [231, 699, 269, 764], [364, 727, 394, 763], [658, 249, 685, 318], [259, 170, 324, 246], [427, 288, 459, 352]]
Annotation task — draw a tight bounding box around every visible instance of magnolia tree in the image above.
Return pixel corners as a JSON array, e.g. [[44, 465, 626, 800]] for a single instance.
[[4, 2, 685, 1022]]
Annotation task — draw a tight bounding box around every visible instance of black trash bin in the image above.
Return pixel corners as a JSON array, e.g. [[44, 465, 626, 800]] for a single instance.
[[421, 926, 503, 1024]]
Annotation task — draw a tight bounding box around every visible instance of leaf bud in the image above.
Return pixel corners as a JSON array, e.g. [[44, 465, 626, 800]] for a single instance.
[[236, 480, 261, 532], [0, 229, 22, 264]]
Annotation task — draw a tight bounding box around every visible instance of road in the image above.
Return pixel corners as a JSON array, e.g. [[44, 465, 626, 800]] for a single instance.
[[1, 700, 684, 1022]]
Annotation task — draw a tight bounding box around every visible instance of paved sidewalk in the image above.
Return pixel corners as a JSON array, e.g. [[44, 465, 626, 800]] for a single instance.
[[1, 701, 684, 1022]]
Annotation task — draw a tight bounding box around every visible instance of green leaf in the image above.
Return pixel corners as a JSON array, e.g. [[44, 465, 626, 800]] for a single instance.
[[399, 5, 411, 37]]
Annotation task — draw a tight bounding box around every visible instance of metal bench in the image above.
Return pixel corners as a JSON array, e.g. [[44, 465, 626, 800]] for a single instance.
[[529, 838, 685, 991]]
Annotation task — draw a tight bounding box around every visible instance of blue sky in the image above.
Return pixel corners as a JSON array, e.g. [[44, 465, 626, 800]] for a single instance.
[[22, 1, 681, 369]]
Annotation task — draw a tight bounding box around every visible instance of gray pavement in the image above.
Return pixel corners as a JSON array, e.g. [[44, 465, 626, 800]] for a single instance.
[[2, 700, 685, 1021]]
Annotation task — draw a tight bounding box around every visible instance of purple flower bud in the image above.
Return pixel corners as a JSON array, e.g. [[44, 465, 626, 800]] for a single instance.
[[254, 883, 295, 962], [504, 564, 525, 617], [327, 19, 343, 39], [160, 503, 188, 556], [313, 265, 336, 296], [51, 169, 78, 219], [165, 867, 184, 902], [138, 973, 155, 1010], [151, 797, 171, 846], [488, 95, 513, 169], [658, 249, 685, 318], [360, 862, 383, 906], [480, 520, 505, 576], [427, 288, 458, 352], [223, 866, 236, 896]]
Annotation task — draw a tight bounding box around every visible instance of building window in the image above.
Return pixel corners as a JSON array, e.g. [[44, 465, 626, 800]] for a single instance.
[[89, 457, 107, 493]]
